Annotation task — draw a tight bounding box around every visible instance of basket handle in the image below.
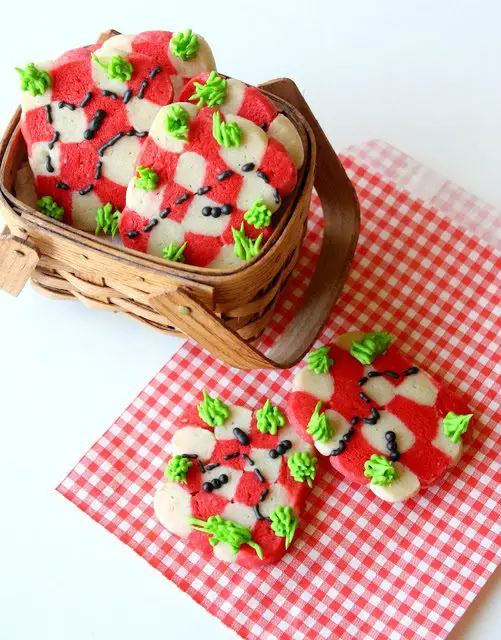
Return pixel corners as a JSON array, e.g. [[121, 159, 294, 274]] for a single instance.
[[0, 233, 39, 296], [151, 77, 360, 369]]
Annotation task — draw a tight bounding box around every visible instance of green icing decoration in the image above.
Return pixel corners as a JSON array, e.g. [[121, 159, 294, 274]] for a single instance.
[[307, 401, 333, 443], [95, 202, 120, 238], [256, 400, 285, 435], [164, 455, 192, 483], [307, 346, 333, 374], [135, 166, 159, 191], [364, 454, 397, 486], [162, 241, 187, 262], [287, 451, 318, 488], [243, 198, 273, 230], [198, 391, 229, 427], [170, 29, 200, 61], [443, 411, 473, 443], [16, 63, 51, 97], [232, 223, 263, 261], [270, 506, 298, 549], [92, 54, 133, 82], [190, 70, 227, 108], [212, 111, 242, 148], [350, 331, 392, 365], [37, 195, 64, 221], [188, 515, 263, 558], [165, 104, 190, 141]]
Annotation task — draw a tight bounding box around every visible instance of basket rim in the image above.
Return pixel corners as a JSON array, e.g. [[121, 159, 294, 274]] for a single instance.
[[0, 88, 315, 279]]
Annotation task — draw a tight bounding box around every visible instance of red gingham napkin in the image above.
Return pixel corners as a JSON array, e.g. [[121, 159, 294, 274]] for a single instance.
[[57, 141, 501, 640]]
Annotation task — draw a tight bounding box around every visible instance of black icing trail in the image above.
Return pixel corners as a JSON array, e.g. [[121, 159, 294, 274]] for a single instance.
[[242, 453, 254, 466], [45, 104, 52, 124], [79, 92, 93, 108], [127, 231, 139, 239], [256, 170, 269, 183], [254, 469, 266, 483], [273, 188, 281, 204], [56, 181, 70, 190], [137, 80, 148, 100], [122, 89, 133, 104], [252, 504, 271, 521], [45, 155, 54, 173], [48, 131, 60, 150], [95, 161, 103, 180], [98, 131, 125, 157], [328, 356, 421, 459], [149, 66, 162, 80], [58, 101, 75, 110], [79, 184, 94, 195], [84, 109, 106, 140], [101, 89, 117, 100], [143, 219, 158, 232], [224, 452, 240, 460], [159, 208, 171, 219], [175, 193, 190, 205], [217, 169, 233, 181]]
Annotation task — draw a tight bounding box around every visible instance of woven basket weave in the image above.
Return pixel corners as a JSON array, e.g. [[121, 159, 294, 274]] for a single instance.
[[0, 69, 359, 369]]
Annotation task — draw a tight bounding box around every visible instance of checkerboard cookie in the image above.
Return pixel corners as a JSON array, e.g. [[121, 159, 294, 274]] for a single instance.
[[154, 394, 316, 567], [119, 97, 301, 267], [16, 30, 215, 233], [287, 331, 474, 502]]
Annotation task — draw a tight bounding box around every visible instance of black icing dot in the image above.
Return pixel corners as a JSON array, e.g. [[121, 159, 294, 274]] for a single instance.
[[202, 482, 213, 493], [221, 204, 232, 215], [276, 443, 287, 456], [385, 431, 396, 442], [269, 449, 279, 459], [211, 207, 221, 218], [219, 474, 229, 485], [282, 440, 292, 450], [202, 206, 212, 217], [390, 452, 400, 462], [212, 478, 222, 490]]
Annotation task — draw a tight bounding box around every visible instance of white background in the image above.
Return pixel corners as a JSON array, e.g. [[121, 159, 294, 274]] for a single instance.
[[0, 1, 499, 639]]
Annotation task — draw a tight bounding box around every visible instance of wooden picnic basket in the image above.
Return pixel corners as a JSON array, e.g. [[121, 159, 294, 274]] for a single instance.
[[0, 37, 360, 370]]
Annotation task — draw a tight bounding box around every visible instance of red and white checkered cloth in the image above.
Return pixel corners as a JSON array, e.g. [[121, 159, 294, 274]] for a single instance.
[[57, 141, 501, 640]]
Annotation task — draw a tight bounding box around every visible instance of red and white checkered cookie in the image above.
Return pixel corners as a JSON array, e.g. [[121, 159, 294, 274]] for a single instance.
[[178, 71, 304, 169], [98, 31, 216, 99], [154, 399, 314, 568], [287, 331, 474, 502], [19, 32, 215, 232], [119, 103, 301, 267]]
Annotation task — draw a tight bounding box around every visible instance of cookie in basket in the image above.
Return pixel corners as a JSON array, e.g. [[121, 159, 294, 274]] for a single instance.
[[178, 71, 304, 168], [154, 394, 316, 567], [287, 331, 474, 502], [118, 98, 302, 267], [96, 30, 216, 99], [16, 30, 216, 233]]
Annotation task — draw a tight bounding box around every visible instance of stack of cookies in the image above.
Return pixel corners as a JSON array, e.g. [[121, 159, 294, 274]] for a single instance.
[[16, 29, 303, 268]]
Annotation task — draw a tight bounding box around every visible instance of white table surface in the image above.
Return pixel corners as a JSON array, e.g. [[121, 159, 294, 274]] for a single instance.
[[0, 2, 499, 639]]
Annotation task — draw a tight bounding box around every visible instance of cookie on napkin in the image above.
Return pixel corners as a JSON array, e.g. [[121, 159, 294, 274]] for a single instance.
[[119, 98, 301, 267], [287, 331, 474, 502], [154, 394, 316, 567]]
